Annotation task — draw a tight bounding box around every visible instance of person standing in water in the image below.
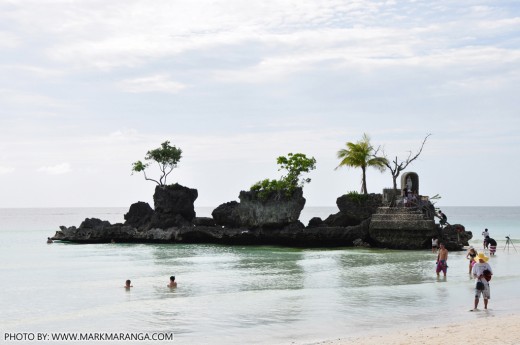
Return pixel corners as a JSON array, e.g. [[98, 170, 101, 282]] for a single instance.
[[482, 228, 490, 249], [471, 253, 493, 311], [466, 246, 478, 274], [431, 236, 439, 253], [436, 243, 448, 276], [487, 237, 497, 256]]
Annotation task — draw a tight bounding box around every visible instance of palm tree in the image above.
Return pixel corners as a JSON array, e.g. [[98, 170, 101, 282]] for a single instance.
[[335, 133, 387, 194]]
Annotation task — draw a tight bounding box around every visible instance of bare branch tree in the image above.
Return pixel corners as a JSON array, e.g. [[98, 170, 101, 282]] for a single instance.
[[381, 134, 431, 206]]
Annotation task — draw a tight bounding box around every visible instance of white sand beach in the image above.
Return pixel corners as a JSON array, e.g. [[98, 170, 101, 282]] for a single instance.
[[314, 313, 520, 345]]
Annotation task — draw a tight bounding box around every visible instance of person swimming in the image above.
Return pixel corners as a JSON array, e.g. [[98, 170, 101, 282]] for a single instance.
[[124, 279, 133, 289], [167, 276, 177, 288]]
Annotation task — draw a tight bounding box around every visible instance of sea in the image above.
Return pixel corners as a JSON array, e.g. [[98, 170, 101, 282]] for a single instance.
[[0, 206, 519, 345]]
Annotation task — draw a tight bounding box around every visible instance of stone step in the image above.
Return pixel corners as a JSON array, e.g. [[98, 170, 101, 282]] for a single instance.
[[371, 214, 428, 221], [370, 220, 435, 231], [375, 207, 424, 215]]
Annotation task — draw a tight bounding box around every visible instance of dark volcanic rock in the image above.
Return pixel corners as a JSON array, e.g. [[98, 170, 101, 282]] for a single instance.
[[52, 219, 370, 247], [79, 218, 111, 229], [151, 212, 192, 229], [237, 188, 305, 228], [56, 219, 141, 243], [150, 183, 198, 228], [193, 217, 216, 227], [323, 212, 359, 227], [153, 184, 198, 221], [50, 183, 468, 251], [441, 224, 473, 248], [124, 201, 154, 229], [307, 217, 324, 228], [336, 193, 382, 214], [212, 201, 241, 228], [325, 193, 383, 227]]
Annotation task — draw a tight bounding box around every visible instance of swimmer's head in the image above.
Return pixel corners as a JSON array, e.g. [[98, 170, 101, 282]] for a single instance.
[[170, 276, 175, 282]]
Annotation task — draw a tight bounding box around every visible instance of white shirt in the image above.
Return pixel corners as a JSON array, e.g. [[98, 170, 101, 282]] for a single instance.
[[472, 262, 492, 280], [482, 230, 489, 238]]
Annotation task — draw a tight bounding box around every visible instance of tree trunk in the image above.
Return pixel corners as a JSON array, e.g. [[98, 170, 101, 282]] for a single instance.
[[390, 175, 398, 207], [362, 167, 367, 194]]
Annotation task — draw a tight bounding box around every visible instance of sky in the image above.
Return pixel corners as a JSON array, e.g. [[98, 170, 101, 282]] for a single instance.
[[0, 0, 519, 209]]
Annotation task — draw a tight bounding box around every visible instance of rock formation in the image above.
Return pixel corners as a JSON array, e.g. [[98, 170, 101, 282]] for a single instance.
[[211, 201, 240, 228], [50, 185, 471, 250], [237, 188, 305, 228], [323, 193, 382, 227], [150, 184, 198, 228], [124, 201, 153, 229]]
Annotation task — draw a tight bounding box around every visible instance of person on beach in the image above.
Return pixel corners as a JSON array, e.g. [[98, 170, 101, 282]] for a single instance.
[[124, 279, 133, 289], [471, 253, 493, 310], [438, 210, 448, 228], [486, 237, 497, 256], [167, 276, 177, 288], [482, 228, 489, 249], [466, 246, 478, 274], [436, 243, 448, 276], [432, 236, 439, 253]]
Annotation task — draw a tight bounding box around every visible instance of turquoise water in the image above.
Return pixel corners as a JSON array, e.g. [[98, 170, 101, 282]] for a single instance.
[[0, 207, 519, 344]]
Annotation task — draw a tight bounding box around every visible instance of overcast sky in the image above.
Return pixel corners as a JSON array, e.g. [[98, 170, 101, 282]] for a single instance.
[[0, 0, 519, 209]]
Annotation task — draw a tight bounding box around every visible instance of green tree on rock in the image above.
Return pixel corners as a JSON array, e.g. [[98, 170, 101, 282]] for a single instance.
[[251, 153, 317, 200], [335, 133, 387, 194], [131, 141, 182, 186]]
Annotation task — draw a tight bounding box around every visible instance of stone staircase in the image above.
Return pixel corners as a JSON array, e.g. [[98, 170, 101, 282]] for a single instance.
[[369, 206, 436, 249]]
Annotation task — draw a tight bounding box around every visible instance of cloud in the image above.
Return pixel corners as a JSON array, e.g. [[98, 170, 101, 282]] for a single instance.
[[37, 163, 72, 175], [117, 75, 187, 94], [108, 129, 141, 140], [0, 166, 15, 174], [0, 88, 67, 109], [6, 0, 518, 79], [0, 64, 65, 78], [0, 31, 20, 50]]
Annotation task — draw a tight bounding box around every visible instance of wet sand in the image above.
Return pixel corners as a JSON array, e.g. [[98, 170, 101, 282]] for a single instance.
[[313, 313, 520, 345]]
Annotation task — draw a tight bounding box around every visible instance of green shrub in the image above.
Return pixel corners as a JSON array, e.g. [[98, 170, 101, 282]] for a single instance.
[[250, 153, 316, 201], [346, 191, 368, 204], [250, 178, 296, 200]]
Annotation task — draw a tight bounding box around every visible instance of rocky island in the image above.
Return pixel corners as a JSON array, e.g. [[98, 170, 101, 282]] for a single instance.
[[51, 139, 472, 250], [51, 179, 472, 251]]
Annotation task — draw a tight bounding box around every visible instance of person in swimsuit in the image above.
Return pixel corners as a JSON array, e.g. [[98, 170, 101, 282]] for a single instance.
[[466, 246, 478, 274], [167, 276, 177, 288], [436, 243, 448, 276]]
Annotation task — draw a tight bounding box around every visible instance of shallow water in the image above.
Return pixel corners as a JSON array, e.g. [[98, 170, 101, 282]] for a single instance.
[[0, 207, 519, 344]]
